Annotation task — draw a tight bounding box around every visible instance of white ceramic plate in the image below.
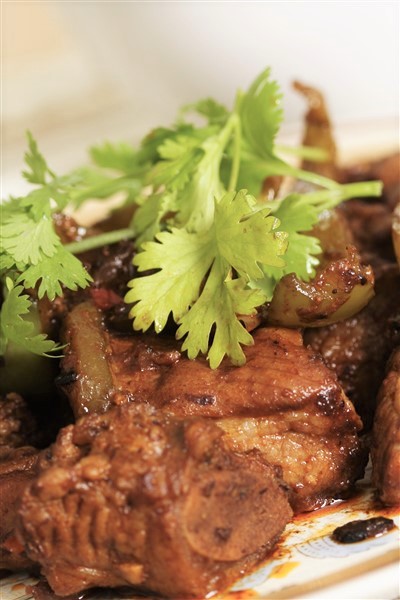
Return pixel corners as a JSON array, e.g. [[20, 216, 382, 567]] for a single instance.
[[225, 466, 399, 600]]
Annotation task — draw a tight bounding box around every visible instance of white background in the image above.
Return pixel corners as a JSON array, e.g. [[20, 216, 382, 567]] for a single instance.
[[2, 1, 399, 196]]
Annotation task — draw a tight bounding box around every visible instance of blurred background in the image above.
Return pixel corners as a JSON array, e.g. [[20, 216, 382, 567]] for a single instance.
[[3, 1, 399, 196]]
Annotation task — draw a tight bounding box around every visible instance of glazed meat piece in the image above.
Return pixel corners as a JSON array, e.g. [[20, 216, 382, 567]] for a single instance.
[[371, 347, 400, 505], [17, 404, 292, 598], [339, 153, 400, 268], [60, 306, 366, 512], [304, 267, 400, 430], [394, 201, 400, 265], [0, 393, 41, 449], [305, 152, 400, 429], [293, 80, 339, 181], [0, 394, 41, 571], [0, 446, 39, 571]]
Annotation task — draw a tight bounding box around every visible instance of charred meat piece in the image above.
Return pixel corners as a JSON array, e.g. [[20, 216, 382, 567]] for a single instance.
[[293, 80, 340, 181], [17, 404, 292, 598], [0, 394, 42, 571], [394, 201, 400, 266], [339, 153, 400, 269], [304, 262, 400, 431], [265, 189, 375, 330], [305, 153, 400, 429], [266, 243, 374, 329], [343, 153, 399, 209], [0, 393, 42, 449], [371, 347, 400, 505], [60, 309, 366, 512], [0, 446, 40, 571], [331, 516, 396, 544]]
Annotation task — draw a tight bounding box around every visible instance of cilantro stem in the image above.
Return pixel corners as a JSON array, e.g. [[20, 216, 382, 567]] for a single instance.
[[64, 228, 136, 255], [269, 158, 341, 190], [301, 180, 383, 208], [228, 114, 241, 192], [70, 176, 141, 206], [275, 144, 329, 163]]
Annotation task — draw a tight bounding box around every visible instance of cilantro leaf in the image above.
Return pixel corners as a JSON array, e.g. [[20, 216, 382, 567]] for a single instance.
[[126, 190, 287, 367], [146, 134, 204, 192], [126, 226, 213, 332], [239, 67, 283, 158], [137, 124, 202, 167], [0, 253, 16, 275], [132, 190, 178, 245], [231, 70, 341, 196], [133, 117, 237, 239], [180, 97, 229, 125], [68, 168, 142, 209], [260, 194, 322, 288], [213, 190, 287, 279], [17, 246, 92, 300], [177, 267, 265, 368], [0, 133, 96, 357], [1, 213, 60, 265], [90, 141, 138, 174], [22, 131, 55, 184], [175, 135, 225, 232], [0, 280, 62, 356], [175, 118, 239, 231]]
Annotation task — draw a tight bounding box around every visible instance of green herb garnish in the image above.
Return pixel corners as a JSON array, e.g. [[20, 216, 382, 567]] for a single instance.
[[0, 68, 382, 366]]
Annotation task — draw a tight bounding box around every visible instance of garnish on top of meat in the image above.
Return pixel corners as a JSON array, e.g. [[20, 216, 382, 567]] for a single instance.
[[0, 69, 381, 370]]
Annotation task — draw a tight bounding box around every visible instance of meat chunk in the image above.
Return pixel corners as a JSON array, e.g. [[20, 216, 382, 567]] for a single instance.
[[0, 394, 41, 571], [293, 80, 339, 181], [304, 152, 400, 430], [304, 267, 400, 430], [0, 446, 39, 571], [17, 404, 292, 598], [60, 309, 366, 512], [371, 347, 400, 505], [0, 389, 65, 459], [394, 201, 400, 266], [0, 393, 40, 449], [339, 153, 400, 269]]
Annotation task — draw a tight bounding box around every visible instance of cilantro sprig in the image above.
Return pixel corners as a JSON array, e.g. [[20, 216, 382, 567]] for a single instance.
[[125, 69, 381, 367], [127, 190, 287, 367], [1, 69, 382, 366], [0, 278, 63, 356], [0, 133, 137, 355]]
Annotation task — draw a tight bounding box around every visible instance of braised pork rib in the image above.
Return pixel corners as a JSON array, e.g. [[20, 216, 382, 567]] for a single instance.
[[0, 394, 40, 571], [18, 404, 292, 598], [60, 307, 367, 513], [371, 347, 400, 505]]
